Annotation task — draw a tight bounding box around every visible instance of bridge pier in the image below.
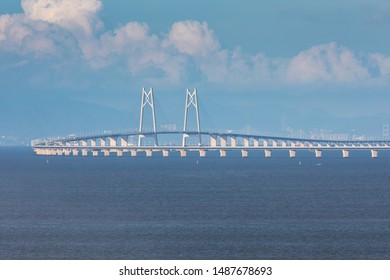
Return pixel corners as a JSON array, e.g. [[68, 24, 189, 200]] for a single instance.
[[162, 150, 169, 157], [92, 150, 99, 157], [130, 150, 137, 157], [64, 149, 71, 156], [342, 150, 349, 158], [371, 150, 378, 158], [289, 150, 296, 158], [180, 150, 187, 157], [82, 149, 88, 156], [145, 150, 153, 157], [116, 150, 123, 157], [103, 150, 110, 157], [72, 149, 79, 156], [264, 150, 272, 158], [199, 150, 206, 157], [315, 150, 322, 158], [241, 150, 248, 158], [219, 150, 226, 157]]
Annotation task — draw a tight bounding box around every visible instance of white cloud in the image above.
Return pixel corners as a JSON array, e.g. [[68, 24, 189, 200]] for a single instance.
[[287, 42, 370, 83], [165, 20, 220, 57], [21, 0, 102, 36], [0, 1, 388, 89], [370, 53, 390, 77], [0, 14, 11, 42]]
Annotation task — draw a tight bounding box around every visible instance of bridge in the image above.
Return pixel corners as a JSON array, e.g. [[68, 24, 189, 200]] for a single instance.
[[32, 88, 390, 158]]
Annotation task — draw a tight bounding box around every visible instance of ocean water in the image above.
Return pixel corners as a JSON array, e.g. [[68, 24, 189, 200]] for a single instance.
[[0, 147, 390, 260]]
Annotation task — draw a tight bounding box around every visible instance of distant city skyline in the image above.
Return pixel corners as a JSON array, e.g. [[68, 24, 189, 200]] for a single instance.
[[1, 0, 390, 138]]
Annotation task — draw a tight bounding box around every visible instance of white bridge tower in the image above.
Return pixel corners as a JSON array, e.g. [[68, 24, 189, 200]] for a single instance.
[[182, 88, 201, 146], [138, 87, 158, 146]]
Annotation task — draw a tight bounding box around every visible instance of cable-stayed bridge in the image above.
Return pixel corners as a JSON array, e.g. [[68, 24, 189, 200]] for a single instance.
[[32, 88, 390, 158]]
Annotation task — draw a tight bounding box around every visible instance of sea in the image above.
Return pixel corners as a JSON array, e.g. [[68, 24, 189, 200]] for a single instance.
[[0, 147, 390, 260]]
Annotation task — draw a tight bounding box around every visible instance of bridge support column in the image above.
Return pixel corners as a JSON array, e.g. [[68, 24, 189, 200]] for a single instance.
[[64, 149, 71, 156], [100, 138, 106, 147], [210, 135, 217, 147], [219, 150, 226, 157], [116, 150, 123, 157], [289, 150, 296, 158], [243, 138, 249, 147], [92, 150, 98, 157], [315, 150, 322, 158], [264, 150, 272, 158], [229, 137, 236, 147], [181, 134, 189, 147], [162, 150, 169, 157], [130, 150, 137, 157], [220, 136, 227, 147], [81, 149, 88, 156], [241, 150, 248, 158], [371, 150, 378, 158], [103, 150, 110, 157], [119, 137, 127, 147], [72, 149, 79, 156], [342, 150, 349, 158], [199, 150, 206, 157], [108, 137, 116, 147], [180, 150, 187, 157], [145, 150, 153, 157]]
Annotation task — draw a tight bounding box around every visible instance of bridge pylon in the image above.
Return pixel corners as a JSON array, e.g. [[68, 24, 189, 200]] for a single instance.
[[182, 88, 201, 147], [138, 87, 158, 146]]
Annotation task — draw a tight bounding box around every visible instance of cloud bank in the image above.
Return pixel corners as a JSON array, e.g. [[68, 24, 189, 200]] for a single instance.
[[1, 0, 389, 88]]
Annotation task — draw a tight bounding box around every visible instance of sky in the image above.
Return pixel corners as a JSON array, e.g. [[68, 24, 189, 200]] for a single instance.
[[1, 0, 390, 139]]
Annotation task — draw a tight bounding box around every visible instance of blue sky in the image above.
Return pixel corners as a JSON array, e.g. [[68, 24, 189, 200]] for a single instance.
[[1, 0, 390, 139]]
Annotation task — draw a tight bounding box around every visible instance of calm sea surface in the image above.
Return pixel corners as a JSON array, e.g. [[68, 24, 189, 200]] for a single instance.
[[1, 147, 390, 259]]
